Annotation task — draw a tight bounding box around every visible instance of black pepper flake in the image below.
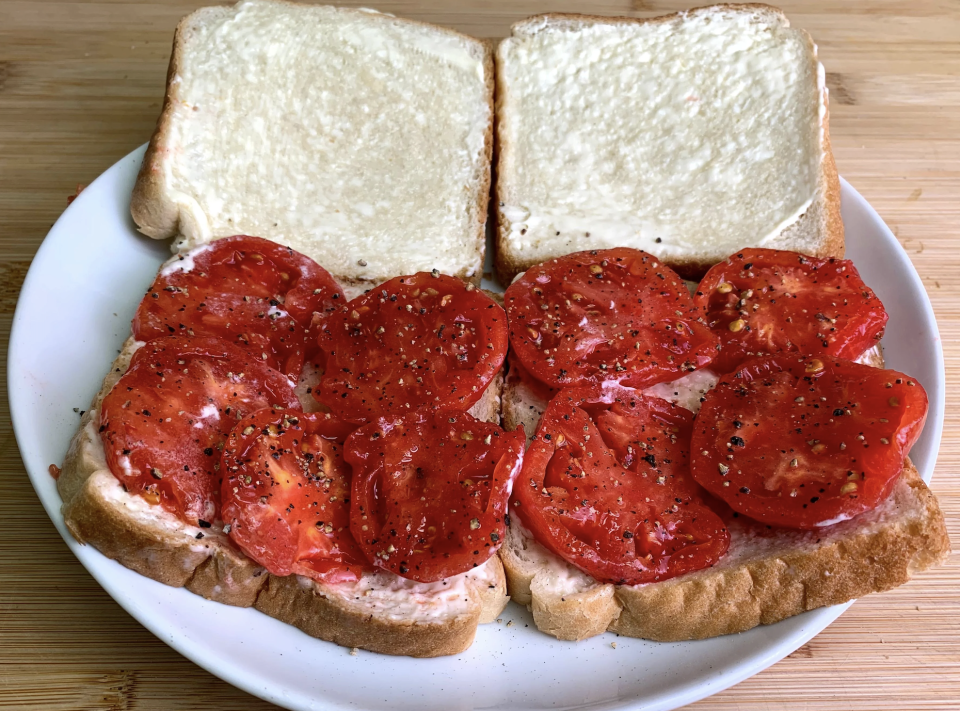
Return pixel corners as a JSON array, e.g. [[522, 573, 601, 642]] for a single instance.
[[730, 436, 745, 447], [622, 530, 634, 539], [833, 409, 845, 416], [198, 519, 212, 528], [739, 487, 750, 494]]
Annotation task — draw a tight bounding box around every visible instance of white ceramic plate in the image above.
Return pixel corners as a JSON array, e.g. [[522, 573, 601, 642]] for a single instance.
[[10, 146, 945, 711]]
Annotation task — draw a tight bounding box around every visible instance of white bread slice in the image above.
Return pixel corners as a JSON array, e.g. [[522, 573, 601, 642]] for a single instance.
[[499, 344, 950, 642], [59, 337, 508, 657], [494, 5, 842, 284], [132, 0, 494, 291]]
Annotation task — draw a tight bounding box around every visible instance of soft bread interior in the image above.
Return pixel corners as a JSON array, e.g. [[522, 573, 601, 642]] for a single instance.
[[310, 556, 504, 625], [139, 0, 492, 286], [496, 6, 831, 279]]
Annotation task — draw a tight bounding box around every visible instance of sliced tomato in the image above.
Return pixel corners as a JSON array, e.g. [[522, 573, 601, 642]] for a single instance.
[[514, 385, 729, 585], [315, 273, 508, 424], [99, 336, 299, 524], [133, 236, 344, 380], [694, 248, 888, 373], [690, 355, 928, 529], [221, 408, 368, 583], [504, 248, 718, 391], [345, 409, 524, 582]]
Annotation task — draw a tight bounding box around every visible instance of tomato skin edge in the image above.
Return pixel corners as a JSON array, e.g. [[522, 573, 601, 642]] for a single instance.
[[693, 248, 888, 374], [690, 354, 928, 530]]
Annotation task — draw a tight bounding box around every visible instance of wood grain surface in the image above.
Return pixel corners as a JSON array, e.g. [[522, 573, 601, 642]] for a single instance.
[[1, 1, 957, 709]]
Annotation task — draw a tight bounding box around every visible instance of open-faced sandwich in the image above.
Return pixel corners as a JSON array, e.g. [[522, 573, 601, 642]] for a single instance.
[[55, 0, 948, 658]]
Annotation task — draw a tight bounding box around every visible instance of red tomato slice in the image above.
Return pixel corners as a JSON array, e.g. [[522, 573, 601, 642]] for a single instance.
[[345, 409, 524, 582], [99, 336, 299, 524], [694, 248, 888, 373], [315, 273, 508, 424], [504, 248, 718, 391], [514, 385, 729, 585], [690, 355, 928, 529], [133, 236, 344, 380], [221, 408, 368, 583]]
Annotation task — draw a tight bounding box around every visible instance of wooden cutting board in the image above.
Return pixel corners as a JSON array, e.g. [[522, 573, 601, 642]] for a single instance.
[[0, 1, 957, 709]]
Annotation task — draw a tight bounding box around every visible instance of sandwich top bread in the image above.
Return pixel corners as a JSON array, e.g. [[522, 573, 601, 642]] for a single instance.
[[495, 6, 841, 283], [132, 0, 494, 289]]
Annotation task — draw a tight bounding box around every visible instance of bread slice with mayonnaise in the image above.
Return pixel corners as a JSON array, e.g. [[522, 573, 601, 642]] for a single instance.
[[499, 349, 950, 642], [61, 0, 508, 658], [132, 0, 494, 293], [60, 334, 508, 657], [494, 5, 842, 284]]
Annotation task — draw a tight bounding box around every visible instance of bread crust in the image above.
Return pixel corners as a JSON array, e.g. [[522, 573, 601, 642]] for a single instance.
[[493, 4, 843, 285], [256, 557, 508, 657], [475, 38, 496, 286], [130, 8, 223, 240], [610, 461, 949, 641], [131, 0, 492, 287], [58, 335, 509, 656], [58, 338, 269, 606]]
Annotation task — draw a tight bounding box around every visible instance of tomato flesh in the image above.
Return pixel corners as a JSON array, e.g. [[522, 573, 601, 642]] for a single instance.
[[514, 385, 729, 585], [221, 408, 368, 583], [694, 248, 887, 374], [133, 236, 344, 380], [100, 336, 299, 525], [690, 355, 928, 528], [505, 248, 718, 390], [346, 409, 524, 582], [316, 273, 508, 424]]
